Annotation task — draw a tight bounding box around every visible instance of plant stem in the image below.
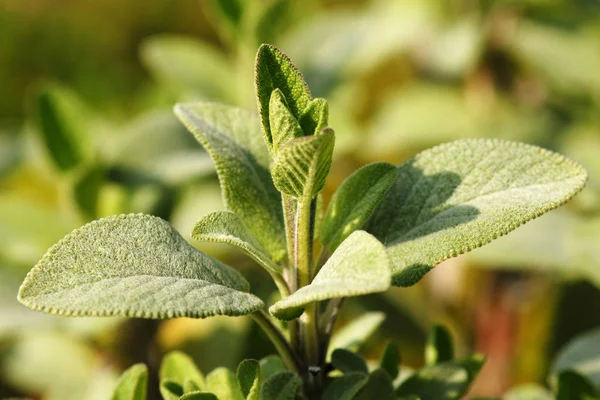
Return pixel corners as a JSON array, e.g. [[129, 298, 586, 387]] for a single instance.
[[251, 310, 302, 375], [270, 271, 291, 298]]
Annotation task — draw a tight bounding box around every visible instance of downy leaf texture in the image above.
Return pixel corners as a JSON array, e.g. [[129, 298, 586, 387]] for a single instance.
[[269, 231, 391, 320], [298, 98, 329, 136], [269, 88, 304, 153], [111, 363, 148, 400], [206, 367, 245, 400], [237, 359, 261, 400], [18, 214, 264, 319], [174, 102, 286, 261], [259, 371, 303, 400], [366, 138, 588, 286]]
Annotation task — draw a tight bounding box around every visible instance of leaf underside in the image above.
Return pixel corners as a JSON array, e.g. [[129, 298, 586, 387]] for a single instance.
[[18, 214, 263, 319], [366, 138, 588, 286]]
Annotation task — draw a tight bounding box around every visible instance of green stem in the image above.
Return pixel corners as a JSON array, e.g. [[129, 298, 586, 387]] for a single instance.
[[251, 310, 302, 375], [270, 271, 290, 298]]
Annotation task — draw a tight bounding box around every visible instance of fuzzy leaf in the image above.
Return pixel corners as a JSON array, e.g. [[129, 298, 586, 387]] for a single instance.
[[18, 214, 264, 319], [206, 368, 244, 400], [179, 392, 218, 400], [269, 231, 391, 320], [331, 349, 369, 374], [321, 162, 396, 252], [237, 359, 261, 400], [260, 355, 287, 382], [380, 342, 400, 380], [328, 312, 386, 359], [556, 370, 598, 400], [111, 364, 148, 400], [192, 211, 282, 274], [366, 139, 588, 286], [354, 369, 395, 400], [271, 128, 335, 199], [395, 362, 471, 400], [260, 371, 302, 400], [425, 325, 454, 366], [255, 44, 312, 149], [299, 98, 329, 136], [269, 89, 303, 152], [160, 351, 204, 390], [322, 372, 368, 400], [174, 102, 286, 261]]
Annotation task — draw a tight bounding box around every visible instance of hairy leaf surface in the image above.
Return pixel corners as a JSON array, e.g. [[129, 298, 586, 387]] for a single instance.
[[367, 139, 588, 286], [269, 89, 303, 152], [237, 359, 261, 400], [174, 102, 286, 260], [18, 214, 263, 318], [259, 371, 302, 400]]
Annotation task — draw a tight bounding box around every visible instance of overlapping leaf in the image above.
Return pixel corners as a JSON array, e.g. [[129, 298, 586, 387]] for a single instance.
[[111, 364, 148, 400]]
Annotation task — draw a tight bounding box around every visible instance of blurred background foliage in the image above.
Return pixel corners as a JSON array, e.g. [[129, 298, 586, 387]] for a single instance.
[[2, 0, 600, 398]]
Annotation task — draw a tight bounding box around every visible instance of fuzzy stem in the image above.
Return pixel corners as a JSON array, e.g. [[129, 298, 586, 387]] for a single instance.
[[251, 310, 302, 375]]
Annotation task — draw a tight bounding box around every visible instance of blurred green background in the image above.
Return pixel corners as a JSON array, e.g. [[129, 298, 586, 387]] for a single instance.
[[2, 0, 600, 398]]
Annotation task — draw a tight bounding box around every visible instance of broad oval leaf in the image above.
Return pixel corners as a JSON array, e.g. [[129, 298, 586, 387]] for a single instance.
[[160, 351, 205, 390], [112, 363, 148, 400], [331, 349, 368, 374], [18, 214, 264, 319], [174, 102, 286, 261], [321, 162, 396, 252], [237, 359, 261, 400], [206, 367, 244, 400], [269, 89, 303, 153], [269, 231, 391, 320], [322, 372, 368, 400], [366, 139, 588, 286], [259, 371, 302, 400], [255, 44, 312, 149], [192, 211, 282, 274], [271, 128, 335, 199]]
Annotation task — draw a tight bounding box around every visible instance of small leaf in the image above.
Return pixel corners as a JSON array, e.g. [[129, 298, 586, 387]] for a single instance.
[[111, 363, 148, 400], [179, 391, 219, 400], [260, 371, 302, 400], [192, 211, 282, 274], [366, 139, 588, 286], [174, 102, 286, 261], [206, 367, 244, 400], [269, 231, 391, 320], [160, 351, 204, 390], [380, 342, 400, 380], [299, 98, 329, 136], [504, 384, 553, 400], [322, 372, 368, 400], [269, 89, 304, 152], [552, 327, 600, 386], [425, 325, 454, 366], [211, 0, 243, 27], [321, 162, 396, 252], [260, 355, 288, 382], [395, 362, 470, 400], [237, 359, 261, 400], [18, 214, 264, 319], [161, 380, 184, 400], [556, 370, 598, 400], [271, 128, 335, 199], [354, 369, 395, 400], [456, 354, 485, 381], [328, 312, 385, 359], [331, 349, 369, 374], [255, 44, 312, 149]]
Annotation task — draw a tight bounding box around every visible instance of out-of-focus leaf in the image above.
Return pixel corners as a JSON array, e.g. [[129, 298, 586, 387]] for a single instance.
[[354, 369, 395, 400], [380, 342, 400, 380], [111, 364, 147, 400], [260, 371, 302, 400], [556, 370, 598, 400], [160, 351, 205, 390], [179, 392, 218, 400], [73, 165, 105, 219], [322, 372, 368, 400], [206, 368, 244, 400], [395, 362, 470, 400], [18, 214, 263, 318], [504, 384, 553, 400], [328, 312, 385, 359], [552, 328, 600, 387], [259, 355, 287, 382], [425, 325, 454, 366], [211, 0, 243, 27], [161, 380, 183, 400], [331, 349, 369, 374]]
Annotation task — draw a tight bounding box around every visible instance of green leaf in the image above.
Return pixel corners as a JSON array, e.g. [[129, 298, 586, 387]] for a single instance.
[[380, 342, 400, 380], [271, 128, 335, 199], [298, 98, 329, 136], [556, 370, 598, 400], [18, 214, 264, 319], [259, 371, 302, 400], [255, 44, 312, 149], [111, 364, 148, 400], [366, 139, 588, 286], [269, 231, 391, 320], [395, 362, 470, 400], [161, 380, 183, 400], [328, 312, 385, 359], [206, 367, 244, 400], [504, 384, 553, 400], [354, 369, 395, 400], [237, 359, 261, 400], [160, 351, 204, 390], [184, 378, 203, 393], [211, 0, 243, 27], [259, 355, 287, 382], [174, 102, 286, 261], [322, 372, 368, 400], [321, 162, 396, 252], [331, 349, 369, 374], [269, 89, 304, 153], [425, 325, 454, 366], [552, 328, 600, 386], [33, 84, 91, 172], [455, 354, 485, 381], [179, 392, 218, 400], [192, 211, 282, 275]]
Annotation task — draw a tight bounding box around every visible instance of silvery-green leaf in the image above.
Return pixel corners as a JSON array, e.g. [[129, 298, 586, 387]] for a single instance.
[[18, 214, 263, 319], [328, 312, 385, 359], [322, 373, 368, 400], [160, 351, 204, 390], [259, 372, 302, 400], [269, 89, 303, 153], [552, 328, 600, 387], [174, 102, 286, 261], [425, 325, 454, 366], [206, 368, 244, 400], [299, 98, 328, 136], [269, 231, 390, 320], [271, 128, 335, 199], [192, 211, 282, 275], [367, 139, 588, 286], [321, 162, 396, 252], [354, 369, 395, 400], [395, 362, 470, 400], [111, 364, 148, 400], [237, 359, 261, 400], [255, 44, 312, 149], [331, 349, 368, 374]]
